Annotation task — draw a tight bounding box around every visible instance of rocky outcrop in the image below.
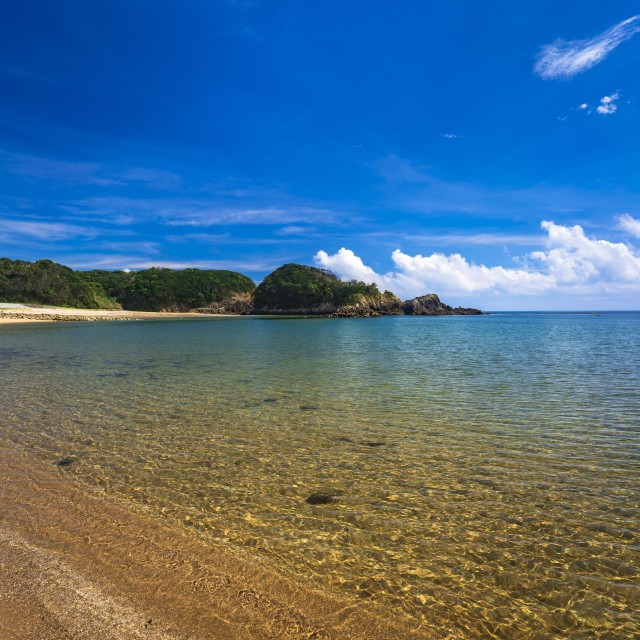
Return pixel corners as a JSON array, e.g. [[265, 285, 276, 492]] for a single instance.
[[251, 264, 403, 317], [402, 294, 482, 316], [329, 292, 403, 317], [194, 293, 254, 315]]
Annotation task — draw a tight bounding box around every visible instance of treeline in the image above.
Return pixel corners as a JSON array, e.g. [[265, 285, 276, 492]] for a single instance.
[[0, 258, 256, 311]]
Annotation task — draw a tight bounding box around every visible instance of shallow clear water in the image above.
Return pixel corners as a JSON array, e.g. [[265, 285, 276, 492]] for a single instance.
[[1, 313, 639, 639]]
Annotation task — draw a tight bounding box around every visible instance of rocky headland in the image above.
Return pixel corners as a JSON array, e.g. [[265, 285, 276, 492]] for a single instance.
[[1, 257, 482, 319], [402, 293, 483, 316]]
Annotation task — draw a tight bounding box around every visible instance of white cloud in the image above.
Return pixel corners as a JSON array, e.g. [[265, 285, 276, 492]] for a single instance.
[[440, 133, 463, 139], [596, 92, 620, 115], [597, 104, 617, 115], [618, 213, 640, 238], [578, 103, 589, 110], [534, 16, 640, 79], [530, 221, 640, 286], [64, 254, 274, 273], [314, 221, 640, 299], [65, 196, 335, 227], [0, 218, 97, 242]]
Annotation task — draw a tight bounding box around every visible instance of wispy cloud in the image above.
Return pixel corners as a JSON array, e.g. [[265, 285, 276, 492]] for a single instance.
[[164, 206, 334, 227], [0, 217, 98, 242], [381, 232, 545, 247], [276, 225, 315, 236], [376, 154, 640, 219], [97, 241, 161, 254], [6, 155, 120, 186], [64, 195, 337, 228], [63, 254, 280, 273], [315, 220, 640, 299], [5, 153, 181, 190], [440, 133, 464, 140], [618, 213, 640, 238], [534, 16, 640, 80], [122, 167, 182, 190]]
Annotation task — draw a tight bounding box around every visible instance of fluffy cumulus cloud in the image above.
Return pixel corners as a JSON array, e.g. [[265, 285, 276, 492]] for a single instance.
[[314, 221, 640, 299], [618, 213, 640, 238], [534, 16, 640, 80]]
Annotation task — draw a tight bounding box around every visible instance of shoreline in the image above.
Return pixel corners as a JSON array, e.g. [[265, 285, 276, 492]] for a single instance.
[[0, 305, 233, 325], [0, 444, 431, 640]]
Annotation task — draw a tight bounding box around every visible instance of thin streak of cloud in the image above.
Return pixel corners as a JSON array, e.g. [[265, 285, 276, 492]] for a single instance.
[[64, 254, 281, 273], [7, 155, 121, 186], [5, 153, 182, 190], [65, 196, 338, 227], [164, 206, 334, 227], [377, 232, 546, 247], [534, 16, 640, 80], [0, 217, 98, 241]]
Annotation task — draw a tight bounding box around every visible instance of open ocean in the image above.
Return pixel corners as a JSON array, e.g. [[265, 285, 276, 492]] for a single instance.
[[1, 312, 639, 639]]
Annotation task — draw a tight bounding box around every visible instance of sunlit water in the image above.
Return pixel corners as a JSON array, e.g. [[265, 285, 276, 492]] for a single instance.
[[1, 313, 639, 639]]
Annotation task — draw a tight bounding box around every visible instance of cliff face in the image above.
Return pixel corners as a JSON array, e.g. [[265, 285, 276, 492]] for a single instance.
[[402, 294, 482, 316], [329, 291, 404, 317], [193, 293, 254, 315]]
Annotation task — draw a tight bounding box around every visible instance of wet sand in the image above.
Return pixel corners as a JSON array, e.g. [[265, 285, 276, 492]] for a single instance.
[[0, 445, 431, 640], [0, 306, 220, 324]]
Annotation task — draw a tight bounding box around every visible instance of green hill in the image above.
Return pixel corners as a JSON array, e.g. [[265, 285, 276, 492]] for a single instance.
[[0, 258, 120, 309], [1, 258, 256, 312], [253, 263, 401, 316]]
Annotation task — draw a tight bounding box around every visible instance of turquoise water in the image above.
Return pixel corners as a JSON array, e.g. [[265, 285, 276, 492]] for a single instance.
[[1, 313, 639, 638]]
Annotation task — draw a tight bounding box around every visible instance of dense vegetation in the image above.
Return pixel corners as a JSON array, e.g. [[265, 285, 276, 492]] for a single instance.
[[0, 258, 120, 309], [1, 258, 255, 311], [253, 263, 396, 312], [110, 268, 255, 312]]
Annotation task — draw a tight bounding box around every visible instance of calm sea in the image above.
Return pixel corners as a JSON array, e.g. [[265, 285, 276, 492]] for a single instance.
[[1, 313, 639, 639]]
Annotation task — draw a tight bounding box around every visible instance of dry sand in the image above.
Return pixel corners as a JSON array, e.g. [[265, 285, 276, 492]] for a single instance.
[[0, 445, 432, 639], [0, 305, 213, 324]]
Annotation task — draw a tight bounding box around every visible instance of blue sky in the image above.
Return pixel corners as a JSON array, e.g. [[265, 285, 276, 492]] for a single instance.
[[2, 1, 640, 309]]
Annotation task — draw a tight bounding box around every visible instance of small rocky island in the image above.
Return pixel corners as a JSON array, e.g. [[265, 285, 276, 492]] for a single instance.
[[0, 257, 482, 317]]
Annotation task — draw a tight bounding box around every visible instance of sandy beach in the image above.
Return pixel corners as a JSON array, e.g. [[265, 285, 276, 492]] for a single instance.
[[0, 305, 215, 325], [0, 444, 431, 640]]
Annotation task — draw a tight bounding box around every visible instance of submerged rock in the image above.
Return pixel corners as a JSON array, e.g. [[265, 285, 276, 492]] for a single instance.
[[306, 493, 336, 505], [299, 405, 319, 411], [56, 457, 77, 467]]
